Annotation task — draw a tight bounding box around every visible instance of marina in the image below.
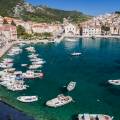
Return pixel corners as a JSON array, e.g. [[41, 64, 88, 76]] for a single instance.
[[0, 38, 120, 120]]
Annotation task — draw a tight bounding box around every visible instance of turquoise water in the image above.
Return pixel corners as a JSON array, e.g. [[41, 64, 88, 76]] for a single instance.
[[0, 38, 120, 120]]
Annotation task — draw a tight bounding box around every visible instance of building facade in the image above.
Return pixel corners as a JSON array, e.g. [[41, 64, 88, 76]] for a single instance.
[[64, 23, 79, 36]]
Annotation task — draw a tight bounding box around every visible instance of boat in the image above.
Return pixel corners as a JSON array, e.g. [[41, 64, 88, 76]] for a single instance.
[[91, 36, 96, 39], [28, 54, 39, 58], [30, 58, 43, 62], [22, 70, 35, 79], [7, 84, 27, 91], [35, 72, 44, 78], [78, 113, 113, 120], [71, 52, 82, 56], [46, 94, 73, 108], [29, 64, 42, 69], [14, 71, 23, 75], [17, 96, 38, 102], [8, 47, 22, 56], [21, 64, 27, 67], [18, 43, 26, 47], [108, 79, 120, 85], [22, 70, 43, 79], [32, 60, 46, 65], [4, 68, 16, 73], [0, 63, 13, 68], [2, 58, 13, 63], [65, 38, 78, 42], [67, 81, 76, 91], [25, 46, 35, 52]]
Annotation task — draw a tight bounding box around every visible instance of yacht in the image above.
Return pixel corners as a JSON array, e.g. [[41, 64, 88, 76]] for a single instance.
[[78, 113, 113, 120], [17, 96, 38, 102], [108, 79, 120, 85], [67, 81, 76, 91], [71, 52, 82, 56], [46, 94, 73, 108]]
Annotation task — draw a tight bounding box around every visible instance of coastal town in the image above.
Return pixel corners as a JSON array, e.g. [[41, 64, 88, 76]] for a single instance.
[[0, 12, 120, 57], [0, 7, 120, 120]]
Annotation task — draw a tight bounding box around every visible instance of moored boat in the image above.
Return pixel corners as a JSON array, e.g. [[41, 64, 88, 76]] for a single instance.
[[78, 113, 113, 120], [17, 96, 38, 102], [25, 46, 35, 52], [67, 81, 76, 91], [21, 64, 27, 67], [108, 79, 120, 85], [46, 94, 73, 108], [29, 64, 42, 69], [71, 52, 82, 56]]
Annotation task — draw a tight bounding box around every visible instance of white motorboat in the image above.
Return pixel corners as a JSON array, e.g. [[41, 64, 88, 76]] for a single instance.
[[17, 96, 38, 102], [108, 79, 120, 85], [34, 72, 44, 78], [4, 68, 16, 73], [2, 58, 13, 63], [78, 113, 113, 120], [7, 84, 27, 91], [30, 58, 43, 62], [65, 38, 77, 42], [22, 70, 35, 79], [32, 60, 46, 65], [14, 71, 23, 75], [71, 52, 82, 56], [18, 43, 26, 47], [67, 81, 76, 91], [28, 54, 38, 58], [29, 64, 42, 69], [46, 94, 73, 108], [22, 70, 43, 79], [21, 64, 27, 67], [0, 63, 13, 68], [8, 47, 22, 56], [25, 46, 35, 52]]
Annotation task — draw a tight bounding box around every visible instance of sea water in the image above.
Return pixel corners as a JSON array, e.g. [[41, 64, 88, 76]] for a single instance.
[[0, 38, 120, 120]]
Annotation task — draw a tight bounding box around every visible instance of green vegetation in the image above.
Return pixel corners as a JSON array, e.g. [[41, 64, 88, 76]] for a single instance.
[[0, 0, 24, 17], [16, 25, 53, 39], [11, 20, 16, 26], [22, 32, 53, 40], [17, 25, 26, 37], [0, 0, 91, 23], [22, 7, 91, 23], [3, 19, 8, 24], [101, 25, 110, 35], [115, 11, 120, 14]]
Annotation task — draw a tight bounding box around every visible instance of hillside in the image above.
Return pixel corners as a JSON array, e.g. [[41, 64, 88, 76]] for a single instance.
[[0, 0, 91, 23]]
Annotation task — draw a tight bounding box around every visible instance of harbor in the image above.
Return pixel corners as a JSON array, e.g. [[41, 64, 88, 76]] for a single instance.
[[0, 38, 120, 120]]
